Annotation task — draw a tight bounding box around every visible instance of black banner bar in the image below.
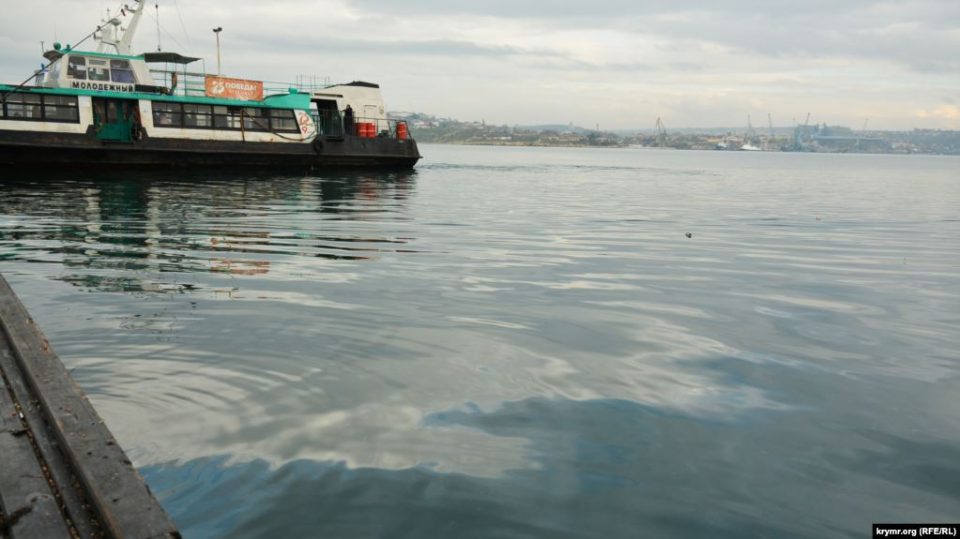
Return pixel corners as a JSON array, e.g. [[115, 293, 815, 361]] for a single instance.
[[874, 524, 959, 538]]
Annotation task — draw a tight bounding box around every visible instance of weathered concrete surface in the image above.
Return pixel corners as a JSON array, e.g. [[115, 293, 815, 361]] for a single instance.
[[0, 274, 179, 539]]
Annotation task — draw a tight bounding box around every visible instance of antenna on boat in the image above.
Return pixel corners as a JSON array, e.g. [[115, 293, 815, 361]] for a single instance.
[[95, 1, 146, 54], [155, 3, 162, 51]]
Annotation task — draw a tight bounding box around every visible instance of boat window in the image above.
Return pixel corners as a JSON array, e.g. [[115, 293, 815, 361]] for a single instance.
[[183, 104, 213, 128], [42, 95, 80, 122], [152, 101, 183, 127], [87, 59, 110, 82], [4, 103, 42, 119], [242, 108, 267, 131], [3, 94, 43, 120], [110, 59, 136, 84], [269, 109, 299, 133], [5, 93, 42, 104], [183, 104, 211, 114], [45, 95, 78, 106], [1, 93, 78, 123], [44, 105, 80, 122], [67, 56, 87, 80], [191, 105, 298, 132], [212, 106, 242, 130]]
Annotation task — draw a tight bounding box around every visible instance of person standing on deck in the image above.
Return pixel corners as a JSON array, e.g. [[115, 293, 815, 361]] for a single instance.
[[344, 105, 354, 135]]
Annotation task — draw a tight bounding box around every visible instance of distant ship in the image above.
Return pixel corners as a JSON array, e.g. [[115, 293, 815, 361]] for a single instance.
[[0, 0, 420, 169], [739, 143, 762, 151]]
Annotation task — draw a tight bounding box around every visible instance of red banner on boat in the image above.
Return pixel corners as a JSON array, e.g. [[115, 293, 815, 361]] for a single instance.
[[204, 75, 264, 101]]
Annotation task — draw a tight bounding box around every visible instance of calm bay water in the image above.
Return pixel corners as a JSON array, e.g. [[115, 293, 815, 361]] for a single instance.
[[1, 145, 958, 538]]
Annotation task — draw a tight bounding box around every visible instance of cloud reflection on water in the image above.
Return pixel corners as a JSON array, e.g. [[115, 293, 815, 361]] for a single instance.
[[142, 394, 960, 538]]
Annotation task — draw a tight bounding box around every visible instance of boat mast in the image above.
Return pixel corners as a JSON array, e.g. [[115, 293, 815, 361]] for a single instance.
[[96, 0, 146, 55], [118, 1, 146, 55]]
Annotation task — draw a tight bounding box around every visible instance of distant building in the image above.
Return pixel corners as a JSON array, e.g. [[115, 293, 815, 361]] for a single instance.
[[793, 124, 887, 152]]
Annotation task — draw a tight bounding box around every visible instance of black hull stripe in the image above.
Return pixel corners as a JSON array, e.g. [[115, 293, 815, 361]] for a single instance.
[[0, 130, 421, 170]]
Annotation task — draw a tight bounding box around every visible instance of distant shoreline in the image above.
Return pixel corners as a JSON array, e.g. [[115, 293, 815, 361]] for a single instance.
[[415, 140, 960, 156], [397, 113, 960, 156]]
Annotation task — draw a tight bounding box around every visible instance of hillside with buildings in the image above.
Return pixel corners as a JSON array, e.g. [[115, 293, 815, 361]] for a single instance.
[[390, 112, 960, 155]]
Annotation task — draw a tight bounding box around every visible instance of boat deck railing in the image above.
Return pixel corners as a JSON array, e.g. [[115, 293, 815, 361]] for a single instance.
[[148, 68, 206, 98], [347, 116, 412, 140], [307, 112, 412, 141], [148, 69, 334, 100], [311, 109, 344, 138], [276, 75, 333, 95]]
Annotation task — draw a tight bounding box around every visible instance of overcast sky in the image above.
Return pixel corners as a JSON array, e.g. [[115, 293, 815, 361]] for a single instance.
[[1, 0, 958, 129]]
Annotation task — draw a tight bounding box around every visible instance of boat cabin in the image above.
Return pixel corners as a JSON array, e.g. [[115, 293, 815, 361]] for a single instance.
[[42, 51, 155, 94]]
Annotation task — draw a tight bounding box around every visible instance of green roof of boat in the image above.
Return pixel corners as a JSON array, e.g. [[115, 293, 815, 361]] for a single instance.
[[60, 49, 146, 61], [0, 84, 312, 110]]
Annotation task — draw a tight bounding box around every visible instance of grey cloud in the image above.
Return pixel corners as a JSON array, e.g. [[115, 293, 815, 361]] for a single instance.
[[528, 60, 705, 73], [346, 0, 959, 72], [345, 0, 877, 19], [237, 34, 562, 59], [631, 13, 960, 73]]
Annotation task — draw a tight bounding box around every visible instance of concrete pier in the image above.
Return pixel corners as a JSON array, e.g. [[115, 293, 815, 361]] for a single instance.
[[0, 274, 178, 539]]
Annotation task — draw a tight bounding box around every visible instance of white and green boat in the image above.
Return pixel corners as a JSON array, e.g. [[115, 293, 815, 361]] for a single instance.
[[0, 1, 420, 169]]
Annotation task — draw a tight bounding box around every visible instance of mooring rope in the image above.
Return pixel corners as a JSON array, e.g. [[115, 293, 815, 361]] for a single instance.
[[243, 111, 317, 142]]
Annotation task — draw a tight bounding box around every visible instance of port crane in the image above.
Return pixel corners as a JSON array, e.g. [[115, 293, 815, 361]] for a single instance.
[[793, 112, 811, 151], [655, 117, 667, 148], [857, 118, 869, 150], [766, 113, 776, 150]]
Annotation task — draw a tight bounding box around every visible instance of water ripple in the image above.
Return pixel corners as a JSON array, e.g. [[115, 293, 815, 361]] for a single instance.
[[1, 147, 958, 537]]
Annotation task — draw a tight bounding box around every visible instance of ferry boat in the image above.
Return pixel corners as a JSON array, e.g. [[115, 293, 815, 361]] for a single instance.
[[0, 1, 421, 170]]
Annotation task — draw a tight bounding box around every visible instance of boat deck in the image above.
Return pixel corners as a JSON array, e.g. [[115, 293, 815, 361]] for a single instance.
[[0, 274, 178, 539]]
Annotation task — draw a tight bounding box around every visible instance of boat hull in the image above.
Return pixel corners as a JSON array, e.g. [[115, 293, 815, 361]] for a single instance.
[[0, 129, 421, 170]]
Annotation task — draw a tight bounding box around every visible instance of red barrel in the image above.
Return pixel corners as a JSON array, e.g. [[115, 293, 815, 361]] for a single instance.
[[397, 122, 408, 140]]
